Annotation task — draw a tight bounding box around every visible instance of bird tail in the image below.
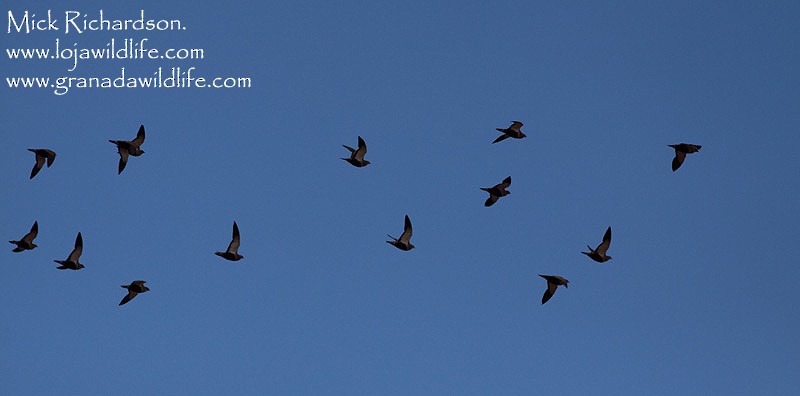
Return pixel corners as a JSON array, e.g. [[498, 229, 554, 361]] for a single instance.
[[386, 234, 398, 242]]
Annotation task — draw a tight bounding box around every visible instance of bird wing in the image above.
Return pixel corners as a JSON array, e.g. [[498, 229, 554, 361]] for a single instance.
[[43, 149, 57, 166], [131, 125, 146, 146], [227, 222, 240, 254], [541, 281, 557, 304], [119, 290, 137, 306], [354, 136, 367, 160], [22, 221, 38, 243], [399, 215, 413, 243], [30, 152, 46, 179], [342, 145, 356, 155], [672, 150, 686, 171], [117, 146, 130, 174], [499, 176, 511, 189], [492, 134, 509, 144], [484, 194, 499, 207], [508, 121, 523, 133], [67, 232, 83, 261], [595, 227, 612, 255]]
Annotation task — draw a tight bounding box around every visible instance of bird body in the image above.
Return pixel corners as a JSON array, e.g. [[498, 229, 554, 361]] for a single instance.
[[387, 214, 415, 251], [215, 221, 244, 261], [110, 125, 146, 174], [27, 148, 57, 179], [10, 221, 39, 252], [341, 136, 370, 167], [481, 176, 512, 207], [54, 232, 85, 270], [119, 280, 149, 305], [492, 121, 526, 144], [582, 226, 612, 263], [539, 274, 569, 304]]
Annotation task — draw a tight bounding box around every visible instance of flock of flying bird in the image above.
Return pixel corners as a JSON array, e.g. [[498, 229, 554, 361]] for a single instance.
[[11, 122, 702, 306]]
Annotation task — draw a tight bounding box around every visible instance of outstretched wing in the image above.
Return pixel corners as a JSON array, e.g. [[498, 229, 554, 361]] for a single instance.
[[508, 121, 523, 133], [43, 149, 57, 167], [492, 134, 509, 144], [342, 145, 356, 155], [119, 290, 138, 306], [117, 146, 130, 174], [227, 221, 241, 254], [484, 194, 499, 207], [354, 136, 368, 160], [67, 232, 83, 262], [30, 152, 46, 179], [131, 125, 146, 147], [499, 176, 511, 189], [671, 150, 686, 171], [399, 215, 413, 243], [22, 221, 38, 243], [541, 281, 557, 304], [595, 227, 612, 255]]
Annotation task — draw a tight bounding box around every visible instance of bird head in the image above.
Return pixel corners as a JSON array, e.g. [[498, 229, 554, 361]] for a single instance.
[[362, 160, 371, 166], [30, 243, 38, 249]]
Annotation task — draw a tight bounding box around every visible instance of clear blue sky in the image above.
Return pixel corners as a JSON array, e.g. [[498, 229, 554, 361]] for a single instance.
[[2, 1, 799, 395]]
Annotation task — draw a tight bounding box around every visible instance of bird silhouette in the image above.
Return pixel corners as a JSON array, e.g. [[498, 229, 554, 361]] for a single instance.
[[668, 143, 701, 171], [54, 232, 85, 270], [341, 136, 370, 167], [539, 275, 569, 304], [582, 226, 612, 263], [27, 149, 56, 179], [119, 280, 150, 306], [387, 214, 415, 251], [110, 125, 146, 174], [10, 221, 38, 252], [492, 121, 526, 144], [215, 221, 244, 261], [481, 176, 512, 207]]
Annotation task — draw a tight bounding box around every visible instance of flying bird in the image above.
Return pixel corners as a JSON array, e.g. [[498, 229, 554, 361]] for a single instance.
[[27, 148, 56, 179], [54, 232, 85, 270], [539, 275, 569, 304], [110, 125, 146, 174], [215, 221, 244, 261], [582, 226, 612, 263], [668, 143, 701, 171], [492, 121, 526, 144], [119, 280, 150, 306], [481, 176, 512, 207], [10, 221, 38, 252], [341, 136, 370, 167], [387, 214, 415, 251]]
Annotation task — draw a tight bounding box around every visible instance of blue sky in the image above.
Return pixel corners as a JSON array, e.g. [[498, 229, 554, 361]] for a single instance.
[[2, 1, 799, 394]]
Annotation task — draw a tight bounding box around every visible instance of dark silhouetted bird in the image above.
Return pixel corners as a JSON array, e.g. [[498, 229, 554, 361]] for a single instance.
[[341, 136, 370, 167], [481, 176, 512, 207], [215, 221, 244, 261], [492, 121, 526, 144], [387, 214, 415, 251], [119, 280, 150, 306], [10, 221, 38, 252], [54, 232, 85, 270], [539, 275, 569, 304], [110, 125, 146, 174], [582, 226, 612, 263], [27, 149, 56, 179], [668, 143, 701, 171]]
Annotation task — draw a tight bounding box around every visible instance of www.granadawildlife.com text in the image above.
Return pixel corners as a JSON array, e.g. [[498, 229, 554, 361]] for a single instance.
[[31, 67, 251, 95]]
